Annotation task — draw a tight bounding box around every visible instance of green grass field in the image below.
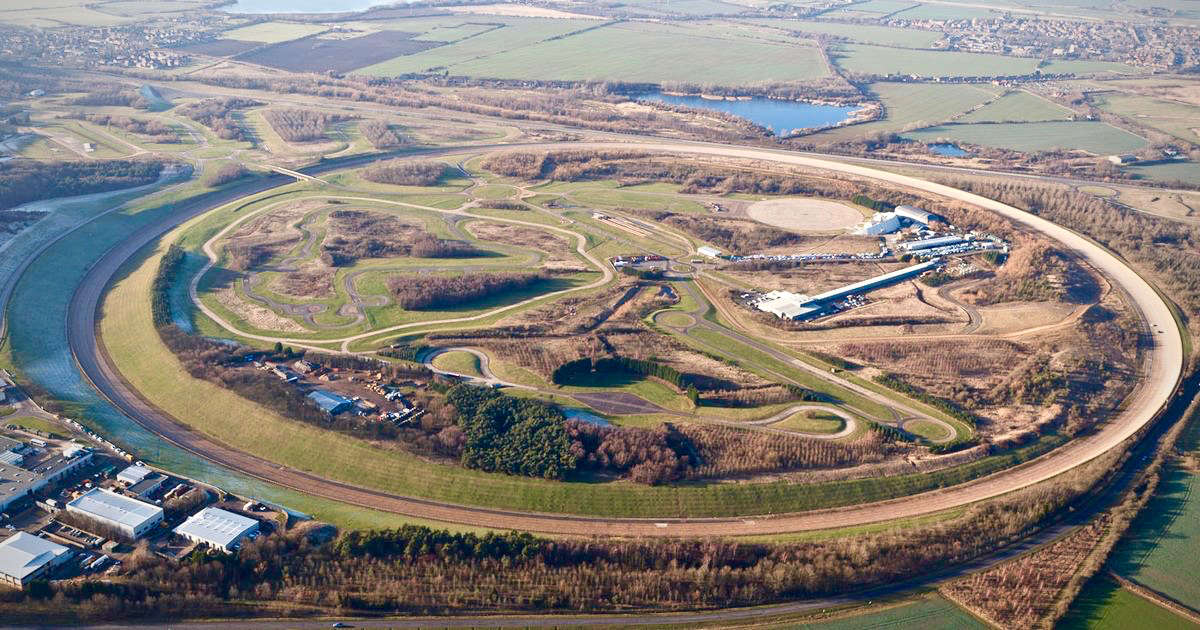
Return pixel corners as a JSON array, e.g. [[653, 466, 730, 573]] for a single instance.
[[3, 416, 64, 436], [357, 17, 589, 75], [957, 90, 1075, 123], [431, 350, 484, 378], [1107, 468, 1200, 609], [1092, 92, 1200, 143], [741, 18, 942, 48], [775, 410, 844, 434], [1128, 161, 1200, 184], [809, 83, 1001, 142], [805, 594, 985, 629], [832, 44, 1039, 77], [1059, 575, 1196, 630], [903, 121, 1147, 154], [442, 21, 829, 83]]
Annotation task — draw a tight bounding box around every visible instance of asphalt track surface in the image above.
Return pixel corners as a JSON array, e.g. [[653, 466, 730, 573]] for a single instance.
[[65, 139, 1184, 537]]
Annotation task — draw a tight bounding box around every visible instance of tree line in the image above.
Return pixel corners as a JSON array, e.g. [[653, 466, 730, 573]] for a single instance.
[[67, 112, 177, 143], [0, 449, 1119, 623], [388, 272, 542, 310], [261, 108, 353, 142], [0, 159, 164, 211]]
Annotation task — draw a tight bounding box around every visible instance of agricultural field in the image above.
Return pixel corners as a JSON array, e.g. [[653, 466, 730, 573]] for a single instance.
[[832, 44, 1041, 77], [739, 17, 944, 47], [806, 595, 985, 629], [903, 121, 1148, 154], [1060, 576, 1197, 630], [809, 83, 1002, 142], [1091, 92, 1200, 143], [957, 90, 1076, 123], [236, 30, 442, 73], [1128, 161, 1200, 184], [418, 21, 830, 83], [355, 17, 590, 75], [1106, 468, 1200, 609]]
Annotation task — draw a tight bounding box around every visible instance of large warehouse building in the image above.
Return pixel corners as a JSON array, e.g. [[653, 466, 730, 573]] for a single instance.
[[0, 532, 73, 588], [755, 260, 940, 320], [66, 488, 164, 540], [174, 507, 260, 553]]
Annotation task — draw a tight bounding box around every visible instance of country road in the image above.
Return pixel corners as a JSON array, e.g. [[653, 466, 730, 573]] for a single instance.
[[58, 138, 1183, 537]]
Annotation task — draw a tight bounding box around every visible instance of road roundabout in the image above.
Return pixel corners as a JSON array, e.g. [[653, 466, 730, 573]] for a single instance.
[[62, 139, 1184, 537]]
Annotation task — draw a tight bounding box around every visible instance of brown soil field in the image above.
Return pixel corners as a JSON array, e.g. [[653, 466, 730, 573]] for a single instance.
[[466, 220, 580, 269], [447, 4, 604, 18], [235, 31, 441, 73], [745, 198, 864, 233], [214, 286, 309, 333]]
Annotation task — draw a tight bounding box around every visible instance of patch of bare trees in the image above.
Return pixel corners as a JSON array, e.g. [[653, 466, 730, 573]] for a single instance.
[[205, 162, 248, 187], [262, 108, 353, 142], [361, 159, 447, 186], [176, 97, 262, 141], [359, 119, 407, 149], [68, 113, 176, 143], [388, 272, 543, 310]]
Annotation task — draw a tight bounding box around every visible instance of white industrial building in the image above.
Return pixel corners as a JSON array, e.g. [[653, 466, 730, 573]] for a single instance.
[[696, 246, 722, 258], [894, 205, 939, 226], [901, 235, 966, 252], [0, 447, 93, 513], [173, 507, 259, 553], [0, 532, 73, 588], [66, 488, 163, 540], [754, 291, 824, 320], [855, 211, 902, 235], [116, 464, 153, 486]]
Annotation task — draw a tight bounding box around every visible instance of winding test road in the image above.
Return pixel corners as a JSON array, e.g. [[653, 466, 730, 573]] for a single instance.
[[66, 139, 1183, 537]]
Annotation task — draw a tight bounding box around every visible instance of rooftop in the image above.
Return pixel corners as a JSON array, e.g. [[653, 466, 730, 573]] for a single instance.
[[117, 464, 153, 485], [67, 488, 163, 529], [174, 507, 258, 549], [307, 390, 352, 414], [0, 532, 71, 581]]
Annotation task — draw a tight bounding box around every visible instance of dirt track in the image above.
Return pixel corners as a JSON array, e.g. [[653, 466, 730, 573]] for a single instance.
[[67, 140, 1183, 537]]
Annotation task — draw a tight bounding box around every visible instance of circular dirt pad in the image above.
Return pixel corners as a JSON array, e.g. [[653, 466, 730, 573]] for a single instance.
[[747, 198, 863, 232]]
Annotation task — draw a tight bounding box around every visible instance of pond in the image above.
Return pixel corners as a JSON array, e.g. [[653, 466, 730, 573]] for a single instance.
[[928, 143, 970, 157], [636, 90, 860, 135], [562, 407, 612, 427]]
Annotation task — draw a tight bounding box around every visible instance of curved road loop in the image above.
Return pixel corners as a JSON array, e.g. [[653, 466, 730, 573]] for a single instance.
[[66, 140, 1183, 537]]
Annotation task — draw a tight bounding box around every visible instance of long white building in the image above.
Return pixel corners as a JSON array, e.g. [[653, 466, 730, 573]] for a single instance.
[[66, 488, 163, 540], [174, 507, 259, 553]]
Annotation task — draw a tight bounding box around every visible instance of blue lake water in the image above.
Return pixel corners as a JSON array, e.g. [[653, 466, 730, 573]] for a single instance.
[[929, 143, 969, 157], [562, 407, 612, 427], [637, 91, 859, 135], [222, 0, 404, 13]]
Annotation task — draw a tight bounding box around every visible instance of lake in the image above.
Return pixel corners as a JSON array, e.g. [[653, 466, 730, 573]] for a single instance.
[[637, 90, 860, 135], [222, 0, 404, 13], [929, 143, 970, 157]]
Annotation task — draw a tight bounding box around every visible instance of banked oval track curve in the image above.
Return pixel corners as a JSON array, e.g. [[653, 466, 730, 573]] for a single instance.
[[66, 140, 1184, 537]]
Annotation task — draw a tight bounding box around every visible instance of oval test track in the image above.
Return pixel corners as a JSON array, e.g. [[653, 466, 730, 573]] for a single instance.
[[67, 140, 1183, 537]]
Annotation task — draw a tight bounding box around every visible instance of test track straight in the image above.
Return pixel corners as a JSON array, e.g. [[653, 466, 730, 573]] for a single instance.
[[63, 139, 1184, 537]]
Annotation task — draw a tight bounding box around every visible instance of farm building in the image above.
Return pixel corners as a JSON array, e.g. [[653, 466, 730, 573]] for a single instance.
[[900, 236, 965, 252], [66, 488, 164, 540], [697, 246, 722, 258], [894, 205, 940, 225], [173, 507, 259, 553], [117, 464, 153, 486], [1107, 154, 1138, 165], [0, 532, 73, 588], [307, 390, 353, 415], [855, 211, 902, 235]]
